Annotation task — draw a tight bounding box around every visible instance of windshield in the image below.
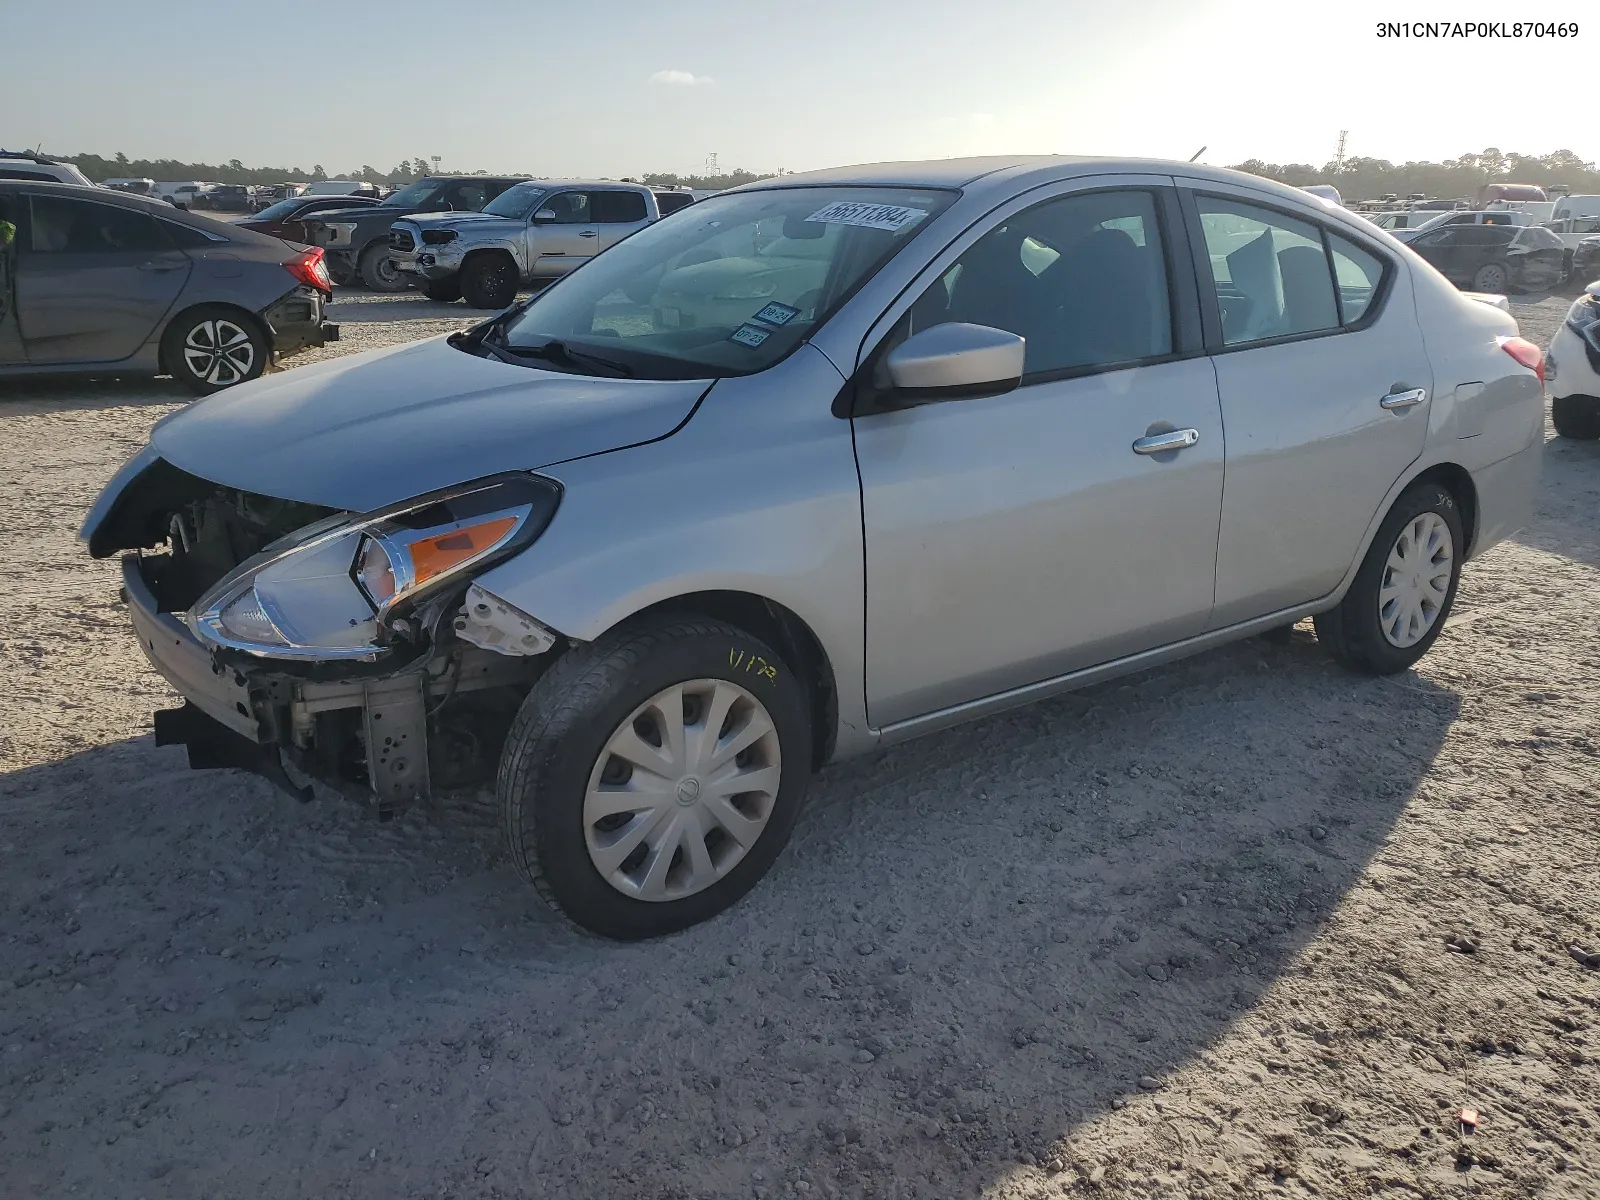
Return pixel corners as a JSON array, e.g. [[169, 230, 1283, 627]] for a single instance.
[[496, 186, 955, 378], [383, 180, 441, 208], [483, 182, 548, 220]]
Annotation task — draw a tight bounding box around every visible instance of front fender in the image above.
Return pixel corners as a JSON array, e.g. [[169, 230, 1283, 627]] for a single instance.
[[470, 345, 876, 756]]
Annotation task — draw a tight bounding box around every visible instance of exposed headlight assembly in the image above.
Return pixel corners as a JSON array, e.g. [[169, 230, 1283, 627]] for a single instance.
[[420, 229, 458, 245], [188, 475, 560, 661]]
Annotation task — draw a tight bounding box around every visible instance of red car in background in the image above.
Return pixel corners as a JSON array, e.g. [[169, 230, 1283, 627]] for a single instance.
[[237, 193, 381, 242]]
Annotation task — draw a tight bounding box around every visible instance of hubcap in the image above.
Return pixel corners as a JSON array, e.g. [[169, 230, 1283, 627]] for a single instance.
[[584, 679, 782, 902], [1378, 511, 1453, 648], [181, 318, 255, 386]]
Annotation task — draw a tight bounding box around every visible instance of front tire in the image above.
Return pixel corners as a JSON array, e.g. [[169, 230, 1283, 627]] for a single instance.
[[359, 243, 407, 292], [498, 616, 812, 940], [160, 306, 269, 395], [1551, 395, 1600, 440], [1314, 480, 1464, 674], [461, 253, 519, 309]]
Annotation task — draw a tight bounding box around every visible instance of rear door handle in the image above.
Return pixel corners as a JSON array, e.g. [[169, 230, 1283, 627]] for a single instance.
[[1131, 428, 1200, 455], [578, 230, 598, 238], [1380, 387, 1428, 410]]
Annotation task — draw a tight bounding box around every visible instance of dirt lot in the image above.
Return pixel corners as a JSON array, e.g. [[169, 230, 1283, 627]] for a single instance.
[[2, 290, 1598, 1200]]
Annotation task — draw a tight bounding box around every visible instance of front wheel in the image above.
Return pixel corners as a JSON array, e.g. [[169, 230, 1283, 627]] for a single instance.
[[1552, 395, 1600, 440], [498, 617, 812, 939], [359, 243, 408, 292], [160, 306, 269, 395], [461, 254, 519, 309], [1314, 480, 1464, 674]]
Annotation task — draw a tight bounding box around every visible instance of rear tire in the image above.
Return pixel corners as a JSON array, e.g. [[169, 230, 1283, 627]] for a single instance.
[[1314, 480, 1464, 675], [359, 242, 407, 292], [1471, 261, 1511, 293], [421, 277, 462, 303], [1552, 395, 1600, 440], [160, 306, 269, 395], [498, 616, 812, 940], [461, 253, 519, 309]]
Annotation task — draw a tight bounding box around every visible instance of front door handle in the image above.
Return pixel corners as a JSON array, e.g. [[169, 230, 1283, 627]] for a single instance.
[[1132, 428, 1200, 455], [578, 230, 598, 238], [1380, 387, 1428, 410], [138, 261, 182, 272]]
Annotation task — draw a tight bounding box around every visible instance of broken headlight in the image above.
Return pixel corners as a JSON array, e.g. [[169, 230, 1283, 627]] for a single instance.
[[188, 475, 560, 661]]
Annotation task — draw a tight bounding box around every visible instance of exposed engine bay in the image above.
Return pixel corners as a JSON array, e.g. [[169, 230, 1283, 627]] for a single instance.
[[104, 464, 560, 817]]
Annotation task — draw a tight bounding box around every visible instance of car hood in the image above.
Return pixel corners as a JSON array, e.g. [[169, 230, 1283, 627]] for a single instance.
[[404, 212, 516, 232], [151, 336, 712, 512]]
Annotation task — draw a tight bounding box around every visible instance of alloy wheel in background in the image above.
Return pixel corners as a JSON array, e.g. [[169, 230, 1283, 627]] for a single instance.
[[583, 678, 782, 902], [182, 318, 256, 387], [1378, 511, 1454, 648], [1472, 262, 1509, 292]]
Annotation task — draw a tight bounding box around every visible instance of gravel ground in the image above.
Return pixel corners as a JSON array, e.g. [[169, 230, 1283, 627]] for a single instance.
[[1, 288, 1598, 1200]]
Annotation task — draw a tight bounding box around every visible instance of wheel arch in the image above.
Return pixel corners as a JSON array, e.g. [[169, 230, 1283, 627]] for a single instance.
[[157, 301, 273, 376], [1407, 461, 1480, 555], [607, 590, 839, 771]]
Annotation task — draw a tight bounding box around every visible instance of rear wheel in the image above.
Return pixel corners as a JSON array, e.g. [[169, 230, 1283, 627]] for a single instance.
[[359, 242, 407, 292], [1552, 394, 1600, 440], [1314, 481, 1464, 674], [421, 277, 462, 303], [161, 306, 269, 395], [461, 253, 519, 309], [498, 616, 812, 939], [1471, 261, 1511, 293]]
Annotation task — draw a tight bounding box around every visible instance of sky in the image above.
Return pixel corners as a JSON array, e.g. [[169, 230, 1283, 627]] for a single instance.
[[4, 0, 1592, 177]]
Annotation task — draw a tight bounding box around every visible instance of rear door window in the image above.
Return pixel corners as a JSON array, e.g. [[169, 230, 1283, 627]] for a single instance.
[[593, 191, 649, 223], [1195, 197, 1339, 346], [26, 195, 171, 254], [1326, 235, 1385, 324]]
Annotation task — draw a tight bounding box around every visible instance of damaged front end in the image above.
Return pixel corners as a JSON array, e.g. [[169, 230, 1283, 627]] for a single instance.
[[90, 456, 565, 817]]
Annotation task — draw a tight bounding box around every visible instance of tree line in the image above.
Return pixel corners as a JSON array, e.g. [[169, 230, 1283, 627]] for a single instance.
[[56, 147, 1600, 202], [61, 151, 776, 193], [1228, 148, 1600, 201]]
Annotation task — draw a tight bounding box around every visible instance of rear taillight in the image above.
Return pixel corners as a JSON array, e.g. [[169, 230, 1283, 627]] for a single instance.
[[283, 245, 332, 296], [1498, 335, 1544, 385]]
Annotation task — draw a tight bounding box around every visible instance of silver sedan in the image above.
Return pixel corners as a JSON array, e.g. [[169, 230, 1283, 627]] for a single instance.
[[83, 157, 1543, 938]]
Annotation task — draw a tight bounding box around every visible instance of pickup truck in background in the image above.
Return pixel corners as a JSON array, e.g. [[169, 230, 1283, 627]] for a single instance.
[[296, 175, 525, 290]]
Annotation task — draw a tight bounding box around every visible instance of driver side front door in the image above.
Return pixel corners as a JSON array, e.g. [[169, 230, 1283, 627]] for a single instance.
[[529, 190, 598, 277]]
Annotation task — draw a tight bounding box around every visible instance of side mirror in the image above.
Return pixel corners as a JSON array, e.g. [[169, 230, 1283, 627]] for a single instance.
[[881, 323, 1025, 406], [532, 209, 557, 223]]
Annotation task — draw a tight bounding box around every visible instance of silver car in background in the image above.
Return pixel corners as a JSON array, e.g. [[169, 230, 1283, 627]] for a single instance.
[[83, 157, 1543, 939], [390, 180, 657, 308]]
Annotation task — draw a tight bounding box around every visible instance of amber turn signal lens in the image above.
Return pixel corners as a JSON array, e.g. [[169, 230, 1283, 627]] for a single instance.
[[408, 516, 519, 586]]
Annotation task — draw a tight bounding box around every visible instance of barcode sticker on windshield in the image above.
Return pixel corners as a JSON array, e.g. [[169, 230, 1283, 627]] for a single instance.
[[730, 324, 770, 348], [805, 202, 928, 232]]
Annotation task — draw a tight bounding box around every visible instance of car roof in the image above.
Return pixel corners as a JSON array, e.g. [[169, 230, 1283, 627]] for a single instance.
[[0, 180, 281, 247], [719, 156, 1336, 207], [508, 178, 654, 192]]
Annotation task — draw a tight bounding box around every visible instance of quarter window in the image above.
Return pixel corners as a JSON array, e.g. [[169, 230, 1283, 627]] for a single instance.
[[1196, 197, 1338, 345], [907, 189, 1173, 375], [26, 195, 170, 255], [1327, 235, 1384, 324]]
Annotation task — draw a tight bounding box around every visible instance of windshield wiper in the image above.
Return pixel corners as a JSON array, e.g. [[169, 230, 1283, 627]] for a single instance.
[[497, 339, 635, 378]]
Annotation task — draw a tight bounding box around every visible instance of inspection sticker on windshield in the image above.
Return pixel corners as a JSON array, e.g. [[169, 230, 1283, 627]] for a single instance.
[[730, 324, 771, 348], [752, 301, 800, 327], [805, 201, 928, 232]]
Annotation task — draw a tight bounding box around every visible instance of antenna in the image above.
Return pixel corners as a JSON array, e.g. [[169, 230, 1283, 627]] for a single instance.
[[1333, 130, 1349, 169], [1187, 146, 1206, 163]]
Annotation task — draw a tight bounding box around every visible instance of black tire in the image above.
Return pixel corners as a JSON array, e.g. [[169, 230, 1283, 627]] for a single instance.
[[160, 306, 270, 395], [1314, 480, 1465, 675], [498, 616, 813, 940], [461, 253, 519, 309], [1551, 395, 1600, 440], [326, 255, 355, 288], [1471, 261, 1512, 293], [421, 277, 462, 303], [358, 242, 407, 292]]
